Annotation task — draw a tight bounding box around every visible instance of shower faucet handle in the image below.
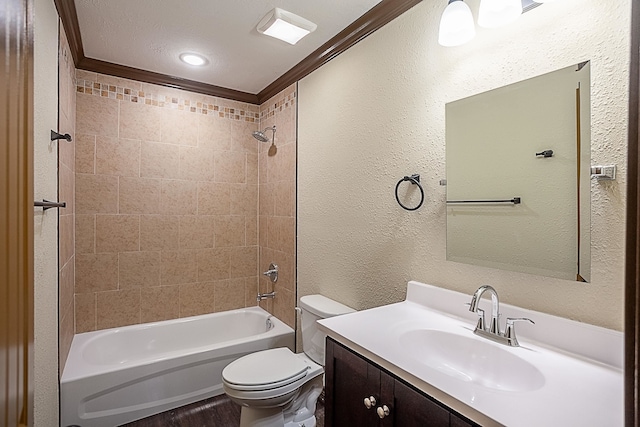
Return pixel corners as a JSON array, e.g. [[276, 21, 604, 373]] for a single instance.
[[262, 263, 278, 283]]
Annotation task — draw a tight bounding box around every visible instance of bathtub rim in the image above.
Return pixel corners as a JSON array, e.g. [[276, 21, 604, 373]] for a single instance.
[[61, 306, 293, 383]]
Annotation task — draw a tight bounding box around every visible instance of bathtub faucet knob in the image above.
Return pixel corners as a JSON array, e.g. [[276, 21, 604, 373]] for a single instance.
[[257, 291, 276, 302]]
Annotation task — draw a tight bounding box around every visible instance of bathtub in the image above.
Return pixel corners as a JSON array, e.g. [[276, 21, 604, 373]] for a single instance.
[[60, 306, 294, 427]]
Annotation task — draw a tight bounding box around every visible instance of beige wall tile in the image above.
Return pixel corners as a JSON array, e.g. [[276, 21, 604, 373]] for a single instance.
[[96, 74, 142, 91], [76, 93, 119, 137], [274, 180, 294, 217], [96, 289, 141, 329], [214, 151, 246, 183], [198, 114, 231, 150], [140, 215, 179, 251], [119, 101, 162, 141], [162, 108, 198, 146], [179, 216, 214, 249], [119, 251, 161, 288], [231, 184, 258, 216], [76, 174, 118, 214], [59, 214, 74, 266], [59, 308, 74, 373], [95, 137, 140, 177], [75, 214, 95, 254], [58, 133, 75, 173], [179, 282, 215, 317], [214, 279, 245, 312], [244, 277, 258, 307], [160, 250, 198, 286], [95, 215, 140, 253], [259, 183, 275, 217], [197, 248, 230, 282], [214, 216, 245, 247], [246, 153, 258, 185], [140, 286, 180, 323], [267, 217, 294, 254], [59, 260, 75, 320], [246, 216, 258, 246], [75, 293, 96, 333], [230, 246, 258, 279], [75, 133, 96, 174], [76, 69, 97, 81], [76, 253, 118, 293], [59, 163, 74, 215], [161, 180, 197, 215], [273, 286, 295, 329], [259, 215, 268, 250], [140, 141, 180, 179], [197, 182, 230, 215], [231, 121, 259, 154], [274, 251, 295, 292], [179, 146, 214, 181], [119, 177, 160, 214]]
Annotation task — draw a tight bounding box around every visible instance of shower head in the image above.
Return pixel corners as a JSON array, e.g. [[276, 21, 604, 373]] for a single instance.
[[252, 126, 276, 143]]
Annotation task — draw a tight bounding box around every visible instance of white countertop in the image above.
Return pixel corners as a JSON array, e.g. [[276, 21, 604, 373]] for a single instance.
[[317, 281, 623, 427]]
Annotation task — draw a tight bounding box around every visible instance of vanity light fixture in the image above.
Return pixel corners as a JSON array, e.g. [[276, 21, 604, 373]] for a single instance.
[[179, 53, 208, 66], [438, 0, 476, 47], [256, 8, 317, 45], [478, 0, 523, 28], [439, 0, 543, 47]]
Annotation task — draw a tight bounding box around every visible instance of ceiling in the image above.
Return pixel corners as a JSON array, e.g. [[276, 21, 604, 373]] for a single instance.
[[70, 0, 391, 102]]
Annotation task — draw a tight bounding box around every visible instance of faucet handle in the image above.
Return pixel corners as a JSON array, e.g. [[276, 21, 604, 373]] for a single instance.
[[504, 317, 535, 347], [465, 303, 486, 331]]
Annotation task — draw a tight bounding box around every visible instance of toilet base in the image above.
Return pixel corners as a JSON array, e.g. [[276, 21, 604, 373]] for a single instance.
[[240, 406, 285, 427]]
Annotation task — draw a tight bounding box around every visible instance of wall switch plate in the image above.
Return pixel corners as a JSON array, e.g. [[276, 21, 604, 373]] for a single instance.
[[591, 165, 617, 180]]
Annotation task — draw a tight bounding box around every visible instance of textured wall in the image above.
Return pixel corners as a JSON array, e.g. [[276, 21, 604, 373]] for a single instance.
[[33, 0, 60, 423], [74, 73, 261, 332], [58, 23, 76, 375], [298, 0, 629, 330], [257, 84, 297, 328]]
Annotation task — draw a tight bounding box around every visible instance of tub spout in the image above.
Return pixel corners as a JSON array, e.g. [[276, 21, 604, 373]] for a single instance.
[[257, 291, 276, 302]]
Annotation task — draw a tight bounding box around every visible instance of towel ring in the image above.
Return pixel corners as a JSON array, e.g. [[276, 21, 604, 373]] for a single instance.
[[395, 174, 424, 211]]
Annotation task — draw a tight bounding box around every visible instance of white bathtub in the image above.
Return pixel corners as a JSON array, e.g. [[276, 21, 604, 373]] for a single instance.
[[60, 306, 294, 427]]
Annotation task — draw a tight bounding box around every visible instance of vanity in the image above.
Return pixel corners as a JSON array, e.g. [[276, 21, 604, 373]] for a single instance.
[[318, 281, 623, 426]]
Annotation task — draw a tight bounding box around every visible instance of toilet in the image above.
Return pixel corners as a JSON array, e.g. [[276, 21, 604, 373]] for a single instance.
[[222, 295, 355, 427]]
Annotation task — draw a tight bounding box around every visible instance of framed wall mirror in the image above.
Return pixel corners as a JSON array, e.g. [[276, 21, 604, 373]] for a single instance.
[[446, 62, 591, 282]]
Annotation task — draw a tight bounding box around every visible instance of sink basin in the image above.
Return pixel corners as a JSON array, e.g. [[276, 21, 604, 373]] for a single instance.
[[399, 329, 545, 392]]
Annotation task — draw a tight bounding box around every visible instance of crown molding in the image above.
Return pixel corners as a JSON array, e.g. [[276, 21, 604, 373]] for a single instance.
[[54, 0, 422, 105]]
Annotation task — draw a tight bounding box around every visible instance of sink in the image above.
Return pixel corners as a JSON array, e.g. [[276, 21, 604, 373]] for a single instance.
[[399, 329, 545, 392]]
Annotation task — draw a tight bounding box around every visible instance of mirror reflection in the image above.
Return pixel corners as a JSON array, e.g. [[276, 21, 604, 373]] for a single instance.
[[446, 62, 591, 282]]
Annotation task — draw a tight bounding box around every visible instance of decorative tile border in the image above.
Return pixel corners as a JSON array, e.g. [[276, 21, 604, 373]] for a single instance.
[[76, 79, 260, 122], [260, 90, 297, 119]]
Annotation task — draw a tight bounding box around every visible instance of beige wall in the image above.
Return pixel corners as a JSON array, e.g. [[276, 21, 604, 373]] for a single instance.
[[33, 0, 60, 423], [71, 75, 297, 333], [258, 84, 297, 328], [58, 23, 76, 374], [298, 0, 629, 330], [73, 73, 261, 332]]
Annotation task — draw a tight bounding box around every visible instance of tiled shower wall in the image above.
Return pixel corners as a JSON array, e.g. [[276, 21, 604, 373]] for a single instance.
[[257, 85, 297, 328], [58, 25, 76, 371], [73, 73, 263, 332]]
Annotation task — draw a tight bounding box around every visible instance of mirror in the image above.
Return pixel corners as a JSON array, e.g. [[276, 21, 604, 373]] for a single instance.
[[446, 62, 591, 282]]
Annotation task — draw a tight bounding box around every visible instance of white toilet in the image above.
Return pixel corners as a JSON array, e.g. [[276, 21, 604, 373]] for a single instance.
[[222, 295, 355, 427]]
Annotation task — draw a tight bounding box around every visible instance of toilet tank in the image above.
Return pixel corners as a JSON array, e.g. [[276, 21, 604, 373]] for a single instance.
[[298, 295, 355, 366]]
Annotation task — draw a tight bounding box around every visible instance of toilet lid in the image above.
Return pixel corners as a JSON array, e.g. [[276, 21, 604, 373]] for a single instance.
[[222, 347, 310, 391]]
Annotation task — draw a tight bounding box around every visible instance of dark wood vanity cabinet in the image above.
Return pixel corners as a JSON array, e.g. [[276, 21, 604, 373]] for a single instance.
[[325, 338, 479, 427]]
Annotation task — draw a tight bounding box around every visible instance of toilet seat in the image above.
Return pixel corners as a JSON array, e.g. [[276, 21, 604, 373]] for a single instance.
[[223, 348, 312, 392]]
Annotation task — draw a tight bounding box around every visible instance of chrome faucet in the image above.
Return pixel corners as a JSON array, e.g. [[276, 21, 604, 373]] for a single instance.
[[468, 285, 534, 347]]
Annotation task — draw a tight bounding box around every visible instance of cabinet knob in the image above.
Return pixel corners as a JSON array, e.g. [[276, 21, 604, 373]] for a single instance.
[[363, 396, 377, 409], [377, 404, 390, 419]]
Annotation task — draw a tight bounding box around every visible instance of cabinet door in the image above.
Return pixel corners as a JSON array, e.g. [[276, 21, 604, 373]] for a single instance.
[[325, 338, 380, 426], [382, 375, 450, 427]]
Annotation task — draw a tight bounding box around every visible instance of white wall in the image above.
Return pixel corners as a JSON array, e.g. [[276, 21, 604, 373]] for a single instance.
[[33, 0, 60, 424], [298, 0, 629, 330]]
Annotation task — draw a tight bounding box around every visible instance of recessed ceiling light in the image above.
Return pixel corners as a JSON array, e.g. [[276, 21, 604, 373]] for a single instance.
[[257, 8, 317, 45], [179, 53, 208, 66]]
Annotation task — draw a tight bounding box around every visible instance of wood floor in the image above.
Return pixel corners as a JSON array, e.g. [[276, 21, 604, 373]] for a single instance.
[[120, 393, 325, 427]]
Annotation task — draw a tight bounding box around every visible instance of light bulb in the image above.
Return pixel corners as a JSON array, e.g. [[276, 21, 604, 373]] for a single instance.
[[438, 0, 476, 47], [478, 0, 522, 28]]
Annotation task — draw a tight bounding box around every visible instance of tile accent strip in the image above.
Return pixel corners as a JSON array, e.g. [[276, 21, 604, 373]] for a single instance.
[[76, 78, 261, 122]]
